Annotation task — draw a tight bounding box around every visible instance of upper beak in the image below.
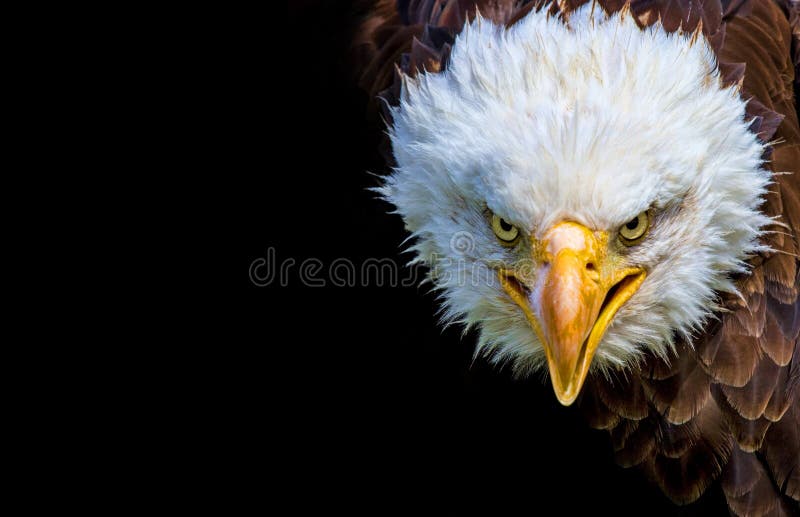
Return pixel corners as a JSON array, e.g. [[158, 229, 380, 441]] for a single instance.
[[499, 222, 645, 406]]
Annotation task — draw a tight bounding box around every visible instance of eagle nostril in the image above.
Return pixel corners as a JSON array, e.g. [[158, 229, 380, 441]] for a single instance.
[[586, 262, 596, 271]]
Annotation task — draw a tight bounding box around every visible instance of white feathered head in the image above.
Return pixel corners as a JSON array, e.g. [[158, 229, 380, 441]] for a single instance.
[[380, 5, 771, 404]]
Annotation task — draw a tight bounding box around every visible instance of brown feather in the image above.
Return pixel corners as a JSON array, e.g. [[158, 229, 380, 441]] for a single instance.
[[714, 385, 774, 452], [506, 2, 537, 28], [718, 60, 746, 89], [767, 280, 800, 308], [610, 417, 640, 452], [697, 321, 724, 367], [719, 354, 781, 420], [650, 447, 723, 505], [767, 295, 800, 345], [438, 0, 466, 29], [580, 381, 621, 430], [650, 401, 733, 504], [705, 331, 761, 388], [656, 419, 700, 459], [742, 267, 766, 299], [761, 309, 796, 367], [409, 36, 443, 73], [724, 458, 782, 517], [707, 19, 727, 53], [596, 373, 649, 421], [764, 254, 799, 299], [722, 446, 762, 499], [788, 339, 800, 406], [763, 362, 793, 422], [642, 359, 711, 424], [788, 471, 800, 503], [646, 341, 692, 380], [760, 404, 800, 502], [730, 291, 767, 338], [731, 417, 773, 454], [613, 417, 656, 468]]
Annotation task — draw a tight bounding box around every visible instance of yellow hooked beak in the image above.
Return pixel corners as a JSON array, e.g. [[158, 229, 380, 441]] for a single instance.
[[499, 222, 646, 406]]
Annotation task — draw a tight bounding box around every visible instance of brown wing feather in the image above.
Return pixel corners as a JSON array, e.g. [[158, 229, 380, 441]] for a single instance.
[[595, 373, 650, 420], [724, 455, 786, 517], [641, 355, 712, 424], [613, 415, 657, 468], [761, 403, 800, 501], [357, 0, 800, 512], [719, 355, 781, 421], [722, 446, 763, 499], [763, 360, 794, 422], [762, 310, 795, 367], [712, 383, 774, 452], [580, 378, 622, 429], [647, 400, 734, 505]]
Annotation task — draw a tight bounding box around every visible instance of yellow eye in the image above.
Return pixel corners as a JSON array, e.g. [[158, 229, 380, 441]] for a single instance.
[[492, 214, 520, 244], [619, 211, 650, 246]]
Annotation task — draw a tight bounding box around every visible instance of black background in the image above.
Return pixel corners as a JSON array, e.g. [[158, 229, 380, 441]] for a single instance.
[[241, 2, 727, 513]]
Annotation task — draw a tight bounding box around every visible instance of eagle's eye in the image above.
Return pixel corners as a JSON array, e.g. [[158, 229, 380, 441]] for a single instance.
[[492, 214, 520, 244], [619, 211, 650, 246]]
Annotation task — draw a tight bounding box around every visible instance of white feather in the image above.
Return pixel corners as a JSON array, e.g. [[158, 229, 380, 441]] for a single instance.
[[381, 5, 772, 376]]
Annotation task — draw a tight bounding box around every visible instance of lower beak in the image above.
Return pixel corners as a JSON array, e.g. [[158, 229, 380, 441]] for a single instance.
[[499, 222, 645, 406]]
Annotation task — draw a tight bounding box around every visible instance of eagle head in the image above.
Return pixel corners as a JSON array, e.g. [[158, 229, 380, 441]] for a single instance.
[[380, 5, 772, 404]]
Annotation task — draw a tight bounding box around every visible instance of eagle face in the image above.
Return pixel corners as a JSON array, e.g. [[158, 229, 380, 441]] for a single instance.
[[381, 6, 773, 404]]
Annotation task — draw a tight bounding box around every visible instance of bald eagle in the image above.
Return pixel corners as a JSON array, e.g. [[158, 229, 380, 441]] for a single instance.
[[356, 0, 799, 513]]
